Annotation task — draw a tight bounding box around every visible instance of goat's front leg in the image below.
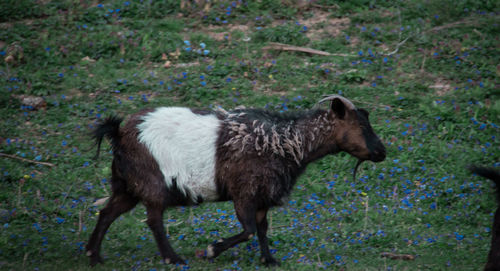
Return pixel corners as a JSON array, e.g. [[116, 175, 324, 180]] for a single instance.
[[206, 200, 257, 259], [256, 209, 279, 266], [145, 204, 185, 265]]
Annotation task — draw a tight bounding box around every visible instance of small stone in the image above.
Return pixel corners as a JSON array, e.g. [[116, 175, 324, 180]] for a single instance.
[[19, 95, 47, 110]]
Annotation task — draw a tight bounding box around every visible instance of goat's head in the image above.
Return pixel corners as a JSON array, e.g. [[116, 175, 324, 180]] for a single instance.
[[319, 95, 386, 163]]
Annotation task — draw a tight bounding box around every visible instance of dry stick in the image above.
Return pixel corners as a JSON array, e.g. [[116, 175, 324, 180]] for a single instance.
[[59, 182, 75, 211], [22, 253, 29, 269], [384, 16, 488, 57], [380, 252, 415, 261], [420, 52, 427, 71], [425, 18, 479, 33], [384, 35, 411, 56], [311, 3, 339, 9], [381, 7, 414, 57], [262, 42, 356, 57], [78, 210, 83, 236], [0, 152, 55, 167]]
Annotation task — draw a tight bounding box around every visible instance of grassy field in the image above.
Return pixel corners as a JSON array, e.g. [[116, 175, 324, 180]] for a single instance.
[[0, 0, 499, 270]]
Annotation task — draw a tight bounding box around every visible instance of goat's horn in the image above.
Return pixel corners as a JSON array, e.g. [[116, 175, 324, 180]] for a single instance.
[[317, 95, 356, 110]]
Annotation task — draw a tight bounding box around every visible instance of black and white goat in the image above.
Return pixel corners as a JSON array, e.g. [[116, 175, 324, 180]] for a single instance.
[[86, 95, 386, 266], [470, 166, 500, 271]]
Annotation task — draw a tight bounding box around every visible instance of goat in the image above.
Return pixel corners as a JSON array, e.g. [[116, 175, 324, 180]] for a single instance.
[[85, 95, 386, 266], [470, 166, 500, 271]]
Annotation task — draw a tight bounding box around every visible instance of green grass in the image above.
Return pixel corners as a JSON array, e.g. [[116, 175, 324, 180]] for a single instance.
[[0, 0, 499, 270]]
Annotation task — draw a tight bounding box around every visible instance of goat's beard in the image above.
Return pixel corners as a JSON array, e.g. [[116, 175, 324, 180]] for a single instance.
[[353, 159, 364, 182]]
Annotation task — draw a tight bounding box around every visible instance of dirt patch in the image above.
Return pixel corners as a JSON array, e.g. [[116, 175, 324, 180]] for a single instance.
[[300, 10, 350, 41], [205, 24, 250, 41], [429, 79, 453, 96], [202, 10, 350, 43]]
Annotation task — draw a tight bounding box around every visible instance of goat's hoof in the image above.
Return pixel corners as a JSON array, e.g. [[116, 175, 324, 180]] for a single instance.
[[206, 244, 215, 258], [206, 243, 224, 259], [261, 257, 280, 267], [164, 256, 185, 265]]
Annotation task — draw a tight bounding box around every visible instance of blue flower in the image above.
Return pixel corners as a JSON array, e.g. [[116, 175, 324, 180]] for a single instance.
[[33, 223, 42, 232], [454, 232, 464, 241], [183, 40, 191, 46], [200, 42, 206, 49]]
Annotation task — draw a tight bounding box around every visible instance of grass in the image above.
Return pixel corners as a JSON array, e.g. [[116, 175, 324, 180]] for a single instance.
[[0, 0, 499, 270]]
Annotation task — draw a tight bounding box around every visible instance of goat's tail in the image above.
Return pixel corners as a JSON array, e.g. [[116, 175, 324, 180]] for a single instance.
[[470, 166, 500, 202], [92, 116, 124, 159]]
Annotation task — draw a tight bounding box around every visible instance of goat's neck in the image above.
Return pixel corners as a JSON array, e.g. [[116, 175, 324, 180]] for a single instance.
[[293, 110, 339, 166]]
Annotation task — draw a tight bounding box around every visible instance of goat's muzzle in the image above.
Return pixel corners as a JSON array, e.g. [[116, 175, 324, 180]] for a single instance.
[[370, 145, 386, 162]]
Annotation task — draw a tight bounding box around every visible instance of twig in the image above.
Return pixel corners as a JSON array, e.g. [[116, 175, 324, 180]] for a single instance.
[[22, 253, 29, 269], [420, 52, 427, 71], [311, 3, 339, 9], [0, 152, 55, 167], [382, 8, 413, 56], [425, 18, 479, 33], [380, 252, 415, 261], [78, 210, 83, 236], [262, 42, 356, 57], [384, 35, 411, 56], [58, 183, 75, 211]]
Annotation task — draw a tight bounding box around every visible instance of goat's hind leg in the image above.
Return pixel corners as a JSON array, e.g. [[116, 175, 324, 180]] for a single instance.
[[145, 204, 185, 265], [86, 193, 138, 266]]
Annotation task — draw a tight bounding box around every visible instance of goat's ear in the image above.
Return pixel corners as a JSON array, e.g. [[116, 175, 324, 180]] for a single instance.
[[331, 98, 347, 119]]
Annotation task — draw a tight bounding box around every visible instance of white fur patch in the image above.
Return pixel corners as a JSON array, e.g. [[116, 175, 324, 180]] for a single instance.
[[206, 244, 215, 258], [137, 107, 220, 201]]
